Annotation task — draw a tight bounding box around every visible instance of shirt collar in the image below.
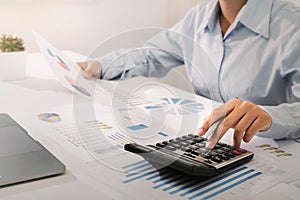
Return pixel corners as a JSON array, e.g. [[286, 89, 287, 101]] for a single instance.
[[239, 0, 273, 39], [197, 0, 273, 39], [197, 0, 220, 33]]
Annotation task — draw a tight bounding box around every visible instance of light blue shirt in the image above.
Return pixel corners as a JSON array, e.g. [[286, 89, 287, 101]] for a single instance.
[[98, 0, 300, 139]]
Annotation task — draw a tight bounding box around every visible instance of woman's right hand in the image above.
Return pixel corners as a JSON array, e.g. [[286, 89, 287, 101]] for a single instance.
[[77, 61, 102, 79]]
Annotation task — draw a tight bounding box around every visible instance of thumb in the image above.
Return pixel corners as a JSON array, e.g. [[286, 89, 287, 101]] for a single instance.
[[83, 64, 97, 79]]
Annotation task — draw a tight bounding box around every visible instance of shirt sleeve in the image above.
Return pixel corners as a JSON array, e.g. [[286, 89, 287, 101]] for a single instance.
[[97, 8, 197, 80], [257, 29, 300, 139]]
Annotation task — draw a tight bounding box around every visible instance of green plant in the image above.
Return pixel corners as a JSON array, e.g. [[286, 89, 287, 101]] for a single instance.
[[0, 34, 25, 53]]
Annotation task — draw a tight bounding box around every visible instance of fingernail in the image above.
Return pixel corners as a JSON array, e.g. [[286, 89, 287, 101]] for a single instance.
[[197, 128, 205, 136], [206, 141, 215, 149]]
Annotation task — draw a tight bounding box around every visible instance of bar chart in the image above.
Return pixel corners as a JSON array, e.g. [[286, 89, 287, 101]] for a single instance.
[[122, 160, 263, 200]]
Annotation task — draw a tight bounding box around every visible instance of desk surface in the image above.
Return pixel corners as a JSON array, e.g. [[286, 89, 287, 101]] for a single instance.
[[0, 52, 299, 200]]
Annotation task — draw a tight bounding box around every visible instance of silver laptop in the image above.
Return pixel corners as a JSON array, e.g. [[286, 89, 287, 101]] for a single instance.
[[0, 113, 66, 187]]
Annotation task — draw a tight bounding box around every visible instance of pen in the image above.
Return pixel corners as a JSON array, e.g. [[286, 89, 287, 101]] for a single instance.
[[204, 117, 225, 151], [205, 117, 225, 139]]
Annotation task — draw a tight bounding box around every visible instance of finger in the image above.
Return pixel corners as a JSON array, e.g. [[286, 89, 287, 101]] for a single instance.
[[233, 114, 257, 148], [198, 102, 236, 136], [83, 63, 98, 79], [243, 117, 263, 143], [76, 62, 87, 70], [206, 120, 225, 149], [206, 106, 247, 149]]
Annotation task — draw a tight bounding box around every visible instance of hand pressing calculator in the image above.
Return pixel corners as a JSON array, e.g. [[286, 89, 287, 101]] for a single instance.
[[125, 134, 253, 178]]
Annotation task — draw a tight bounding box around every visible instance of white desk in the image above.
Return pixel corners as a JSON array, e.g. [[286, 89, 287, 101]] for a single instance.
[[0, 52, 299, 200]]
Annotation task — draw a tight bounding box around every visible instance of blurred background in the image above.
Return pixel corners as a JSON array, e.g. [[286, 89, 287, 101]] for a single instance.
[[0, 0, 199, 55], [0, 0, 298, 55]]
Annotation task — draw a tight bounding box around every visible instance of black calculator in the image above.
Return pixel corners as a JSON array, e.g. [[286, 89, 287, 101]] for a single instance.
[[124, 134, 254, 178]]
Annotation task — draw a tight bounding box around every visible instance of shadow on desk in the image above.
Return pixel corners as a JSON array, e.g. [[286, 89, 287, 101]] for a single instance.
[[0, 170, 76, 198]]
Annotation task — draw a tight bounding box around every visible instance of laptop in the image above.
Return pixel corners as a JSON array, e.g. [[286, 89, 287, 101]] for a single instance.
[[0, 113, 66, 187]]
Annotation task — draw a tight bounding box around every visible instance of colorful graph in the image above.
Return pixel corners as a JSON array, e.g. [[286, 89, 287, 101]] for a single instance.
[[65, 76, 91, 97], [256, 144, 293, 157], [122, 160, 262, 200], [47, 48, 70, 71], [38, 113, 61, 123], [84, 120, 112, 130], [127, 124, 149, 131], [56, 55, 70, 71], [126, 123, 169, 137], [47, 48, 55, 57], [145, 98, 204, 115], [108, 132, 135, 146]]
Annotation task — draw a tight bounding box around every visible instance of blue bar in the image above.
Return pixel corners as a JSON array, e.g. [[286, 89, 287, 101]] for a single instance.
[[153, 175, 185, 189], [123, 170, 158, 184], [146, 169, 169, 180], [202, 172, 262, 200], [125, 163, 150, 173], [126, 166, 155, 177], [127, 124, 149, 131], [188, 169, 255, 200], [163, 178, 192, 191], [158, 132, 168, 137], [153, 172, 178, 183], [145, 106, 163, 110], [180, 166, 248, 197], [169, 180, 200, 195], [122, 160, 146, 169]]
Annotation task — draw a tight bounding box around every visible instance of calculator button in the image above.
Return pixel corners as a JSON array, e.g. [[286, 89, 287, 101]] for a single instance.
[[217, 142, 227, 147], [204, 160, 213, 164], [179, 142, 190, 147], [237, 148, 247, 153], [220, 147, 231, 152], [211, 157, 223, 163], [176, 137, 186, 142], [190, 145, 199, 150], [186, 140, 196, 145], [219, 155, 230, 161], [227, 145, 237, 150], [208, 151, 218, 157], [171, 144, 181, 149], [184, 153, 196, 158], [183, 135, 194, 140], [165, 146, 176, 151], [193, 137, 205, 143], [198, 148, 210, 154], [231, 150, 242, 156], [188, 134, 199, 138], [195, 143, 205, 148], [156, 142, 167, 148], [215, 149, 225, 154], [181, 146, 192, 152], [203, 154, 212, 159], [213, 144, 221, 149], [225, 152, 235, 158], [191, 150, 201, 156]]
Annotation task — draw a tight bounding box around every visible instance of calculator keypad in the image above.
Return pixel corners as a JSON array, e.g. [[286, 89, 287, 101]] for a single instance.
[[151, 134, 252, 169]]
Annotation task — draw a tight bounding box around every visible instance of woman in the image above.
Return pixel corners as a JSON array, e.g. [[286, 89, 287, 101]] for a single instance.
[[78, 0, 300, 149]]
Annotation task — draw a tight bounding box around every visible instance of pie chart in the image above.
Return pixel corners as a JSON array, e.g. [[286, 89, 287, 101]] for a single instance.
[[144, 98, 204, 115], [38, 113, 61, 123]]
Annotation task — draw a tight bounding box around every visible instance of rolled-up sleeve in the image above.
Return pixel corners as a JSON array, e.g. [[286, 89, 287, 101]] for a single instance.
[[257, 29, 300, 139]]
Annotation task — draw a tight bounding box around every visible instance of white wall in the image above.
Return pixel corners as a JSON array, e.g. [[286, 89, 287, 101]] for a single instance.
[[0, 0, 198, 55]]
